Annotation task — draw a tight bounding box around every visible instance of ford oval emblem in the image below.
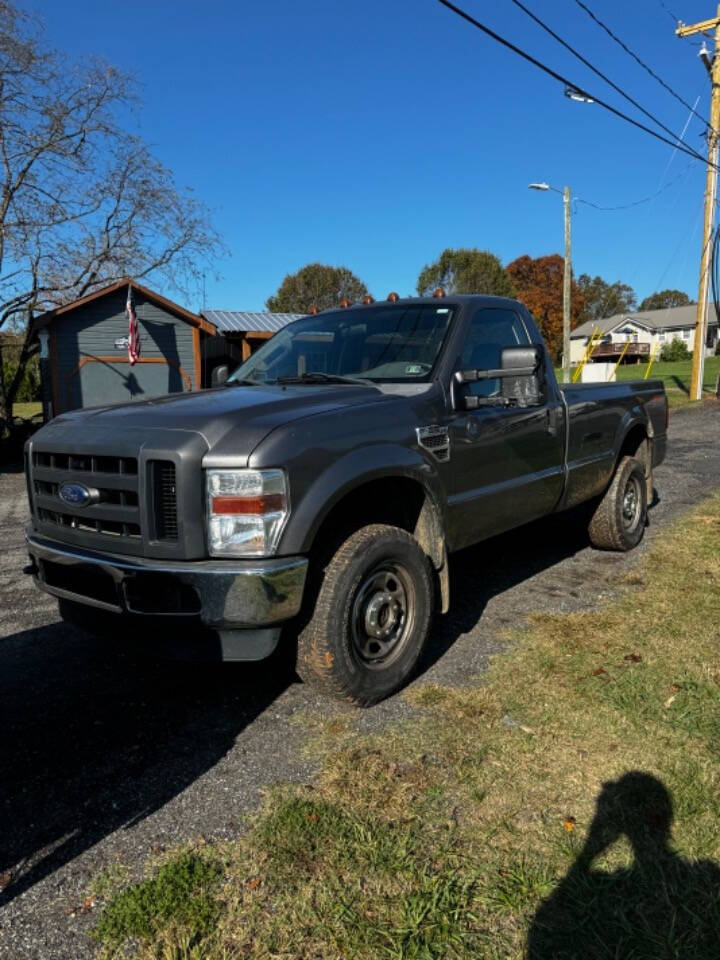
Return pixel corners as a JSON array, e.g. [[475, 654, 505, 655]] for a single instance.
[[58, 481, 93, 508]]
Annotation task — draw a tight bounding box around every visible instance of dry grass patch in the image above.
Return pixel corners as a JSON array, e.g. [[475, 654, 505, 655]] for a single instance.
[[93, 496, 720, 959]]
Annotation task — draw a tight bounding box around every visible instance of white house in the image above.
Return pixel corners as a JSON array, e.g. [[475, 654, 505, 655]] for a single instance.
[[570, 304, 720, 365]]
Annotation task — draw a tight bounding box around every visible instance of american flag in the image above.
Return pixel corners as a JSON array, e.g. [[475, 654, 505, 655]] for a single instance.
[[126, 283, 141, 365]]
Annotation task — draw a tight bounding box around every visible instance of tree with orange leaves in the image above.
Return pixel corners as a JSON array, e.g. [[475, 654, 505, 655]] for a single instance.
[[506, 255, 585, 362]]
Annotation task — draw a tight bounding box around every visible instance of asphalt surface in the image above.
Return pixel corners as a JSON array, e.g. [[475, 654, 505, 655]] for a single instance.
[[1, 401, 718, 958]]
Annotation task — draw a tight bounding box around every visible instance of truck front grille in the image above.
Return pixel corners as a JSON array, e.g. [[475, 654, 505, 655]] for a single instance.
[[152, 461, 178, 541], [32, 450, 143, 549]]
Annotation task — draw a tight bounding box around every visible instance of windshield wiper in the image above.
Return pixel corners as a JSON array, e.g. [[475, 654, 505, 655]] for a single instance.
[[273, 372, 373, 386], [225, 378, 261, 386]]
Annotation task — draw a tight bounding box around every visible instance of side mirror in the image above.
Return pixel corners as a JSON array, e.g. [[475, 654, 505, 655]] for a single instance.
[[453, 345, 544, 410], [500, 345, 544, 406], [211, 364, 229, 387]]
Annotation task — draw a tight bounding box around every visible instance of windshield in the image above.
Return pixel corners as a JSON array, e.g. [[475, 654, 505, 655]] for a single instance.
[[227, 304, 454, 384]]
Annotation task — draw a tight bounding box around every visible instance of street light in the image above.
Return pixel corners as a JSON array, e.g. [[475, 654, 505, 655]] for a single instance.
[[564, 86, 595, 104], [528, 181, 573, 383]]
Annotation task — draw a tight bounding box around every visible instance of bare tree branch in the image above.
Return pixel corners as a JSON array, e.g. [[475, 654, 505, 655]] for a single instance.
[[0, 0, 225, 423]]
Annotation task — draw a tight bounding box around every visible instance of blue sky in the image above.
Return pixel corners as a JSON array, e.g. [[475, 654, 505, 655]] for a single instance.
[[27, 0, 718, 311]]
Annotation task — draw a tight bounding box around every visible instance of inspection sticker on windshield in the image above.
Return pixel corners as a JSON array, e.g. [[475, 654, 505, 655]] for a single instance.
[[406, 364, 423, 374], [436, 308, 449, 313]]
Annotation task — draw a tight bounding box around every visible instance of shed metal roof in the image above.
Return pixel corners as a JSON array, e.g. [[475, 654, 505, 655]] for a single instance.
[[201, 310, 304, 333]]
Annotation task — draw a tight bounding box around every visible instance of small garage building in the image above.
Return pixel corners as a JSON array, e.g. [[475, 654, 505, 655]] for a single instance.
[[34, 279, 217, 417]]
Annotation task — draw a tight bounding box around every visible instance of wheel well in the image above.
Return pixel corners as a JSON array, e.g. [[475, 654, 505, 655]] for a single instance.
[[618, 424, 651, 497], [310, 477, 448, 610]]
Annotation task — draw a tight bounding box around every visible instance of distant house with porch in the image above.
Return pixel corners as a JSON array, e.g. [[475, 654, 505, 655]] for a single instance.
[[570, 304, 720, 365]]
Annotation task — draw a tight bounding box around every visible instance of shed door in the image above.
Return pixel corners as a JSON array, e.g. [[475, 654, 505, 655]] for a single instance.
[[71, 359, 185, 410]]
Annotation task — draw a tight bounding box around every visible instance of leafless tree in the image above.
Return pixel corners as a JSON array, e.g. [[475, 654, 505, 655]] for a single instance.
[[0, 1, 224, 425]]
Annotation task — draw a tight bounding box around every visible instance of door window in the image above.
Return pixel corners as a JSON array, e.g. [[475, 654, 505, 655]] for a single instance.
[[458, 307, 531, 397]]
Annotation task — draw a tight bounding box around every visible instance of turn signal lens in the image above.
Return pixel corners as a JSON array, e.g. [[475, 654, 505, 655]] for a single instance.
[[211, 494, 286, 515], [206, 469, 289, 557]]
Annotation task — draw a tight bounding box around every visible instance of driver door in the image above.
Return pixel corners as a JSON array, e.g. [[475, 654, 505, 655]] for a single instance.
[[446, 306, 565, 550]]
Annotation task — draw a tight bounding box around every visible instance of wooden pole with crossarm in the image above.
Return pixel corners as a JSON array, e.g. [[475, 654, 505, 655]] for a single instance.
[[677, 7, 720, 401]]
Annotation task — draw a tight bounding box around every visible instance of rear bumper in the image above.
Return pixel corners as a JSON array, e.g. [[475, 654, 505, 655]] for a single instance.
[[26, 530, 308, 633]]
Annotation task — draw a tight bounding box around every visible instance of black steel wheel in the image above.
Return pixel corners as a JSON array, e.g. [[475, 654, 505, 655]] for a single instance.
[[588, 456, 647, 551], [350, 561, 415, 668], [296, 524, 433, 705]]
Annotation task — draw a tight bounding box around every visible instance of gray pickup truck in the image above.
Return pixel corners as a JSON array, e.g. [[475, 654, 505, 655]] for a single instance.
[[24, 294, 667, 704]]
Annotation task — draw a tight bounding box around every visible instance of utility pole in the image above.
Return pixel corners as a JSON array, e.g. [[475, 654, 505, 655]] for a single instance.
[[677, 7, 720, 401], [563, 185, 572, 384]]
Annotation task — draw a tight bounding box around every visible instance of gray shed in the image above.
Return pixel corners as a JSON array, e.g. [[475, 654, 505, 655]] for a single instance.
[[34, 279, 217, 417]]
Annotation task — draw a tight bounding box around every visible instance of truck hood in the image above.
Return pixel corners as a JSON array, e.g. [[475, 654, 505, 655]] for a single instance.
[[42, 383, 391, 463]]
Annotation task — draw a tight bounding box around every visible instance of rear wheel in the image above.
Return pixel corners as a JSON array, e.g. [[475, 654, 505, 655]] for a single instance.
[[588, 456, 647, 551], [296, 524, 433, 705]]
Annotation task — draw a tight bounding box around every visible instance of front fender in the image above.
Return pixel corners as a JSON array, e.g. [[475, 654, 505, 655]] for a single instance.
[[278, 443, 446, 556]]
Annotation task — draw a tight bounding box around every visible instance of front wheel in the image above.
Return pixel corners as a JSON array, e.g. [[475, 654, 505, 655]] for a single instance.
[[587, 456, 648, 551], [296, 524, 433, 705]]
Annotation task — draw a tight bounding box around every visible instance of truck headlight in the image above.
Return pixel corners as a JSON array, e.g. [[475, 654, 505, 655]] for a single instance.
[[206, 469, 289, 557]]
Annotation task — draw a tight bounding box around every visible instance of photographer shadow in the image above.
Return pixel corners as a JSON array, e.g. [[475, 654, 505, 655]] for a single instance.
[[528, 772, 720, 959]]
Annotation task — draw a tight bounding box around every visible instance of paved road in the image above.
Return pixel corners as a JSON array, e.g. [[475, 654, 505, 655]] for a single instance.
[[1, 402, 718, 958]]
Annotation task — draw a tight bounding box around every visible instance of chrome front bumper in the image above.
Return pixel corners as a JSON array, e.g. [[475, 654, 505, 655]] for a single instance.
[[25, 531, 308, 630]]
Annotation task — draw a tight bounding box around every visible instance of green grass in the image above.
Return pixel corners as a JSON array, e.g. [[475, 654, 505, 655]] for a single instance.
[[93, 497, 720, 959], [92, 849, 222, 957], [560, 356, 720, 409], [616, 356, 720, 405]]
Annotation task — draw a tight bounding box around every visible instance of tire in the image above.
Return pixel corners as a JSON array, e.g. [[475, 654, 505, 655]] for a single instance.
[[588, 456, 647, 551], [296, 524, 433, 705]]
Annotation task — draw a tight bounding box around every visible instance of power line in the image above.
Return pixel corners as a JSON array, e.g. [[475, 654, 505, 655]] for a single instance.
[[509, 0, 707, 157], [653, 0, 705, 46], [576, 160, 695, 210], [656, 0, 679, 24], [574, 0, 712, 131], [436, 0, 719, 171]]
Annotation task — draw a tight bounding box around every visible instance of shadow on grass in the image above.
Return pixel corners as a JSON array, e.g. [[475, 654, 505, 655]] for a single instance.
[[528, 773, 720, 959], [671, 374, 690, 396]]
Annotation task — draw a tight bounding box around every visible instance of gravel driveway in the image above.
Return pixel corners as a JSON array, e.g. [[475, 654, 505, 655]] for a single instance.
[[1, 401, 718, 958]]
